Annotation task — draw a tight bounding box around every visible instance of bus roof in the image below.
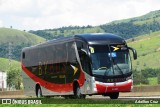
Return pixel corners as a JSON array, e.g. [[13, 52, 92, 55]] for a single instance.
[[75, 33, 125, 45], [23, 33, 125, 51], [41, 33, 125, 45]]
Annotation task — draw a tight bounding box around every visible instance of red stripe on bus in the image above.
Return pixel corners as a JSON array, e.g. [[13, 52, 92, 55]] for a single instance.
[[22, 64, 85, 93], [96, 81, 132, 93]]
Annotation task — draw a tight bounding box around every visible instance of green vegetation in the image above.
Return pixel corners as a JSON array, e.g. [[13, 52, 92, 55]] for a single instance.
[[0, 28, 46, 60], [110, 10, 160, 25], [0, 28, 45, 45], [30, 26, 104, 40], [0, 104, 158, 107], [148, 77, 158, 86], [0, 98, 160, 106], [128, 31, 160, 70], [7, 67, 22, 89], [127, 31, 160, 85], [0, 57, 20, 72], [0, 57, 22, 89]]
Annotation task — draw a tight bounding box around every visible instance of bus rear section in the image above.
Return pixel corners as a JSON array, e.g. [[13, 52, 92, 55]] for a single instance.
[[21, 33, 137, 99]]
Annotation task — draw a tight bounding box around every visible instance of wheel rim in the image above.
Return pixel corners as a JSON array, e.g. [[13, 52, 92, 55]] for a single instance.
[[77, 87, 81, 98], [37, 88, 41, 97]]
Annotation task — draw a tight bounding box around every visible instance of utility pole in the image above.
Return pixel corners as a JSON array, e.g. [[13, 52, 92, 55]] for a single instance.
[[8, 42, 12, 66], [8, 42, 12, 90]]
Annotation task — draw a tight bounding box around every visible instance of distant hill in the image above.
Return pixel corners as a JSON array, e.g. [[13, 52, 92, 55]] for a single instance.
[[30, 10, 160, 40], [29, 26, 104, 40], [0, 28, 45, 45], [0, 28, 46, 60], [110, 10, 160, 25], [100, 10, 160, 39]]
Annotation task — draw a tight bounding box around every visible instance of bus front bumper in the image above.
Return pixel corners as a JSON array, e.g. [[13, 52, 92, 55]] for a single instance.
[[95, 79, 132, 94]]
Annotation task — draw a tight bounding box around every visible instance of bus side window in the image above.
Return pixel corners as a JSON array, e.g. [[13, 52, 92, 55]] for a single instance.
[[22, 52, 25, 59], [76, 41, 91, 75], [67, 42, 77, 63]]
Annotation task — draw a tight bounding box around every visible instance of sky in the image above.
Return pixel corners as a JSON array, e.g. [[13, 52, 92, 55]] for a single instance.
[[0, 0, 160, 31]]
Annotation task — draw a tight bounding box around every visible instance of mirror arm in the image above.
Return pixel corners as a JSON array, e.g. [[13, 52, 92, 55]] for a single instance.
[[128, 47, 137, 60], [81, 49, 87, 55]]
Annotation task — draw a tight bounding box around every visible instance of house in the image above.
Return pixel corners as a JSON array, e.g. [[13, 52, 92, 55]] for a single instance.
[[0, 71, 7, 90]]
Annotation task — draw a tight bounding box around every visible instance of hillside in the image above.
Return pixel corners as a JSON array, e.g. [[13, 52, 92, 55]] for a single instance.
[[100, 10, 160, 39], [110, 10, 160, 25], [0, 57, 20, 72], [0, 28, 45, 45], [30, 26, 104, 40], [128, 31, 160, 70], [127, 31, 160, 85], [0, 28, 46, 60], [30, 10, 160, 40]]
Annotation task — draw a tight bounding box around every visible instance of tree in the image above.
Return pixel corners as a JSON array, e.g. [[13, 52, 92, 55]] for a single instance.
[[7, 66, 21, 90]]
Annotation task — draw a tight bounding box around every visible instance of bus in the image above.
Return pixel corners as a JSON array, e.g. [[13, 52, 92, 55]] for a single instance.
[[21, 33, 137, 99]]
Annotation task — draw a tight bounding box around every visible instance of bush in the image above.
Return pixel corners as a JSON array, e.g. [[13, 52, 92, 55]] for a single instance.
[[7, 66, 21, 90], [133, 69, 149, 85], [157, 73, 160, 84]]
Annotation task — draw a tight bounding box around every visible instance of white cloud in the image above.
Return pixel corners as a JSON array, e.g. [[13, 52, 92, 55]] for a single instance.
[[0, 0, 31, 13], [0, 20, 3, 27], [0, 0, 160, 30]]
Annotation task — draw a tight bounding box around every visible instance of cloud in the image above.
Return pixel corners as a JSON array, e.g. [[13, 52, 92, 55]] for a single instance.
[[0, 0, 160, 30], [0, 20, 3, 27]]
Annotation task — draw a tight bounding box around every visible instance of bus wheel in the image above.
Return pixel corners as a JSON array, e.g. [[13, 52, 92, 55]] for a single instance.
[[36, 86, 42, 98], [64, 95, 74, 99], [81, 95, 86, 99], [109, 92, 119, 99], [74, 85, 86, 99], [74, 85, 81, 99]]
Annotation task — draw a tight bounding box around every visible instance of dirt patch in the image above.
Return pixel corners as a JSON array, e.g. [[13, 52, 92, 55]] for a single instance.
[[0, 90, 24, 95], [130, 37, 151, 44], [156, 47, 160, 51]]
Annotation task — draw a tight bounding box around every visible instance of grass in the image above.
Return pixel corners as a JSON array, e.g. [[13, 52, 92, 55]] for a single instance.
[[133, 17, 160, 25], [0, 28, 45, 45], [0, 104, 159, 107], [109, 10, 160, 25], [135, 77, 158, 86], [127, 31, 160, 70], [148, 77, 158, 86], [0, 98, 160, 106], [0, 98, 160, 105], [0, 57, 21, 72]]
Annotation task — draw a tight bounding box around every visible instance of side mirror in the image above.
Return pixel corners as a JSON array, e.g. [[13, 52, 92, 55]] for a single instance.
[[128, 47, 137, 60]]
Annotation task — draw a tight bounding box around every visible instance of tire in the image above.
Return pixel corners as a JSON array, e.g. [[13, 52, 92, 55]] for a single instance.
[[74, 84, 86, 99], [109, 92, 119, 99], [64, 95, 74, 99], [36, 86, 42, 98]]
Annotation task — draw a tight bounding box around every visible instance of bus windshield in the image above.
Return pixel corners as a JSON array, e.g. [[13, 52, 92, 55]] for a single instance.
[[89, 45, 131, 76]]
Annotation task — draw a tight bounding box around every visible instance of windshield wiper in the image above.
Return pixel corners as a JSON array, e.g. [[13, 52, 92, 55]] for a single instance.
[[104, 69, 109, 76], [112, 59, 124, 75]]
